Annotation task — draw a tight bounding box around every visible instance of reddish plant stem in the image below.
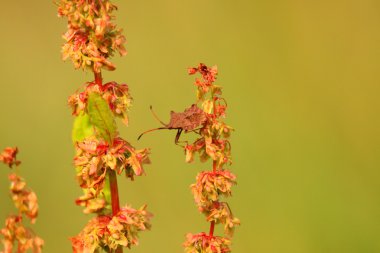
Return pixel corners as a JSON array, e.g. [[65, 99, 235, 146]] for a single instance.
[[109, 170, 123, 253], [209, 221, 215, 237], [109, 170, 120, 215], [94, 71, 102, 85], [94, 71, 122, 253], [209, 160, 217, 236], [93, 71, 121, 215]]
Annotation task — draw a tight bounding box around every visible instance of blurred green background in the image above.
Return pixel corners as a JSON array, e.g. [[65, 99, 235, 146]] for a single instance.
[[1, 0, 379, 252]]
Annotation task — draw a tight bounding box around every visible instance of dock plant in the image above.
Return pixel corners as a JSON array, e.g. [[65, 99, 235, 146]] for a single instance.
[[183, 64, 240, 253], [57, 1, 152, 252], [0, 147, 44, 253], [140, 63, 240, 252]]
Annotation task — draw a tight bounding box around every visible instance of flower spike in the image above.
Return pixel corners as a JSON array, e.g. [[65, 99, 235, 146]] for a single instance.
[[0, 147, 44, 253], [57, 1, 152, 252], [142, 63, 240, 252]]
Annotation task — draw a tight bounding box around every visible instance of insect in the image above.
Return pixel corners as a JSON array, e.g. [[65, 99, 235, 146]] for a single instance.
[[138, 104, 207, 144]]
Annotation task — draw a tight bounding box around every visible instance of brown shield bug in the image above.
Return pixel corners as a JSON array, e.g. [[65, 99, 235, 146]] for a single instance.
[[138, 104, 207, 144]]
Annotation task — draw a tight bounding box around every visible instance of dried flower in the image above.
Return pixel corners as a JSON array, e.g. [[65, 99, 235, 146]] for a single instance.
[[0, 147, 21, 168], [8, 174, 39, 223], [58, 0, 127, 72], [76, 193, 107, 214], [74, 137, 149, 198], [153, 64, 239, 251], [185, 132, 232, 167], [58, 1, 152, 251], [191, 170, 236, 207], [69, 82, 132, 125], [203, 202, 240, 237], [188, 63, 218, 100], [0, 147, 43, 253], [183, 232, 231, 253], [0, 216, 44, 253], [71, 205, 152, 252]]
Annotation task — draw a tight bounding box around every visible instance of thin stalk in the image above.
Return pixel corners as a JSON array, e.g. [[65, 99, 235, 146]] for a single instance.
[[209, 160, 217, 236], [209, 221, 215, 236], [108, 170, 120, 216], [95, 71, 102, 85], [94, 71, 122, 253], [212, 160, 217, 173], [109, 170, 122, 253]]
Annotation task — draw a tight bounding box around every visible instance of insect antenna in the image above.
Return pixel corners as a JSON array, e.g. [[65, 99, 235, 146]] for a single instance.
[[150, 105, 167, 126], [137, 127, 167, 140]]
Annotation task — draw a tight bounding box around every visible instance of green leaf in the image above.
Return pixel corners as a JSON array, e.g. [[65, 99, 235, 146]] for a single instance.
[[72, 112, 95, 143], [87, 92, 117, 144]]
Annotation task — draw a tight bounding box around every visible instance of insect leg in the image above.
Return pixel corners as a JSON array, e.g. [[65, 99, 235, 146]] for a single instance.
[[174, 129, 183, 145]]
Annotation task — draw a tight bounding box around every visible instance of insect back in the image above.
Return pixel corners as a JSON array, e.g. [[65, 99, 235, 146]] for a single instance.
[[138, 104, 207, 144]]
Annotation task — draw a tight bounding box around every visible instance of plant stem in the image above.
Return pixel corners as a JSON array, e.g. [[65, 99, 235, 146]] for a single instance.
[[94, 71, 122, 253], [95, 71, 102, 85], [109, 170, 123, 253], [209, 221, 215, 236], [109, 170, 120, 215], [209, 160, 217, 236]]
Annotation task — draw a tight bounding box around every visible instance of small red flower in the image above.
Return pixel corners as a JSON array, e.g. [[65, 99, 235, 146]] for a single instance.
[[1, 147, 43, 252], [174, 64, 239, 250], [74, 137, 150, 210], [0, 147, 21, 168], [0, 216, 44, 253], [68, 82, 132, 125], [183, 232, 231, 253], [71, 205, 152, 252], [58, 0, 127, 72]]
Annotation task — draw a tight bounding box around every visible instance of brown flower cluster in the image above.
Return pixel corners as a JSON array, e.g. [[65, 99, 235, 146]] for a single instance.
[[191, 171, 236, 207], [58, 0, 153, 250], [184, 64, 233, 168], [71, 205, 152, 252], [191, 171, 239, 236], [184, 122, 232, 167], [74, 136, 150, 209], [183, 233, 231, 253], [203, 202, 240, 237], [67, 79, 152, 249], [0, 147, 43, 253], [69, 81, 132, 125], [58, 0, 127, 72], [0, 147, 21, 168], [177, 64, 239, 251], [188, 64, 218, 100], [8, 174, 39, 223], [0, 216, 44, 253]]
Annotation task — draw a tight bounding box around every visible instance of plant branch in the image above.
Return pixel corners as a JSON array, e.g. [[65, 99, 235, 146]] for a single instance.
[[109, 170, 120, 216], [94, 71, 122, 253], [109, 170, 122, 253], [95, 71, 103, 85], [209, 160, 217, 236]]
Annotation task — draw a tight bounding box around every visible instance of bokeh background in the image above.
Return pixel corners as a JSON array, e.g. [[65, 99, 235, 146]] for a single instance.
[[1, 1, 379, 252]]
